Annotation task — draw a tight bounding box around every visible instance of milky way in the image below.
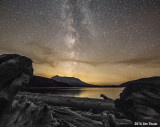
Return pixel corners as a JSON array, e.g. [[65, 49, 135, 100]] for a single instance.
[[0, 0, 160, 85]]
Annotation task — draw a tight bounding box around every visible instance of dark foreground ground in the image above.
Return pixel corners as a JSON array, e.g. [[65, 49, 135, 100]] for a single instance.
[[0, 54, 160, 127]]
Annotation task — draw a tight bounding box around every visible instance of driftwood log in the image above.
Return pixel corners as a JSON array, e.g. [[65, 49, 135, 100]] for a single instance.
[[116, 77, 160, 125], [16, 92, 115, 112], [0, 96, 103, 127], [102, 111, 132, 127], [0, 54, 33, 115]]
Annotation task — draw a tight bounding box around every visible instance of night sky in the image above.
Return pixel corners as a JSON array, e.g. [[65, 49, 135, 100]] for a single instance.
[[0, 0, 160, 85]]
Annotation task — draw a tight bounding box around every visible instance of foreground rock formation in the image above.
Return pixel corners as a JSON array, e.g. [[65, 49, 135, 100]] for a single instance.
[[0, 54, 159, 127], [116, 77, 160, 126], [0, 54, 33, 115]]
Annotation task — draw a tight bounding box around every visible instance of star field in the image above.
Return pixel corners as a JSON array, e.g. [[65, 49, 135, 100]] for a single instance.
[[0, 0, 160, 85]]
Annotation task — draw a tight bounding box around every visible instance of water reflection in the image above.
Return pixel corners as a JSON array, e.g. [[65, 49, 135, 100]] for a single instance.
[[76, 87, 124, 99], [25, 87, 81, 96], [26, 87, 124, 99]]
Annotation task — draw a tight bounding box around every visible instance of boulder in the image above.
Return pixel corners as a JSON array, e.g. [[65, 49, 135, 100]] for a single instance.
[[116, 77, 160, 125]]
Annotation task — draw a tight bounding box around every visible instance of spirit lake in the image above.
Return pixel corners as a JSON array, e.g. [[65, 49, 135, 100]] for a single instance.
[[26, 87, 124, 99]]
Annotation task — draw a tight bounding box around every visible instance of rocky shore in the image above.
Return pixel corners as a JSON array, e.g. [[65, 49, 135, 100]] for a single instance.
[[0, 54, 159, 127]]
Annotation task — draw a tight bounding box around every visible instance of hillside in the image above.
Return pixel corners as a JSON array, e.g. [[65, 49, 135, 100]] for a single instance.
[[120, 76, 160, 87], [27, 75, 71, 87], [51, 75, 93, 87]]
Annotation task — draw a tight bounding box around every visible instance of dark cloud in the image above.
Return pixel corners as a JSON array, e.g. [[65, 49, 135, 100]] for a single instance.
[[2, 40, 160, 68], [114, 55, 160, 68], [0, 40, 58, 67]]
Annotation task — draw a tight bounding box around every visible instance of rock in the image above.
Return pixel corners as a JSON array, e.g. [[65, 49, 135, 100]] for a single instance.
[[116, 77, 160, 125], [0, 54, 33, 115]]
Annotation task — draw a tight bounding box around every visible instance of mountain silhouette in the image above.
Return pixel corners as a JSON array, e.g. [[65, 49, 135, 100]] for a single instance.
[[120, 76, 160, 87], [27, 75, 71, 87], [51, 75, 93, 87]]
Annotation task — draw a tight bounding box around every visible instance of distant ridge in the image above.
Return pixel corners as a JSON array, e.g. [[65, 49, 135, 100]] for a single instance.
[[120, 76, 160, 87], [51, 75, 93, 87], [27, 75, 71, 87], [28, 75, 122, 87]]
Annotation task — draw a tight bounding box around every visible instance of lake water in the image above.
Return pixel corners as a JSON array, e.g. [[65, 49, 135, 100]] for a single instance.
[[27, 87, 124, 99]]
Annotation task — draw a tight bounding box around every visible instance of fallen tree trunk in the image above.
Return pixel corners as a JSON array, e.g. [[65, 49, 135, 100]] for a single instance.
[[52, 107, 103, 127], [102, 112, 132, 127], [16, 92, 115, 112], [1, 96, 103, 127], [76, 111, 102, 121]]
